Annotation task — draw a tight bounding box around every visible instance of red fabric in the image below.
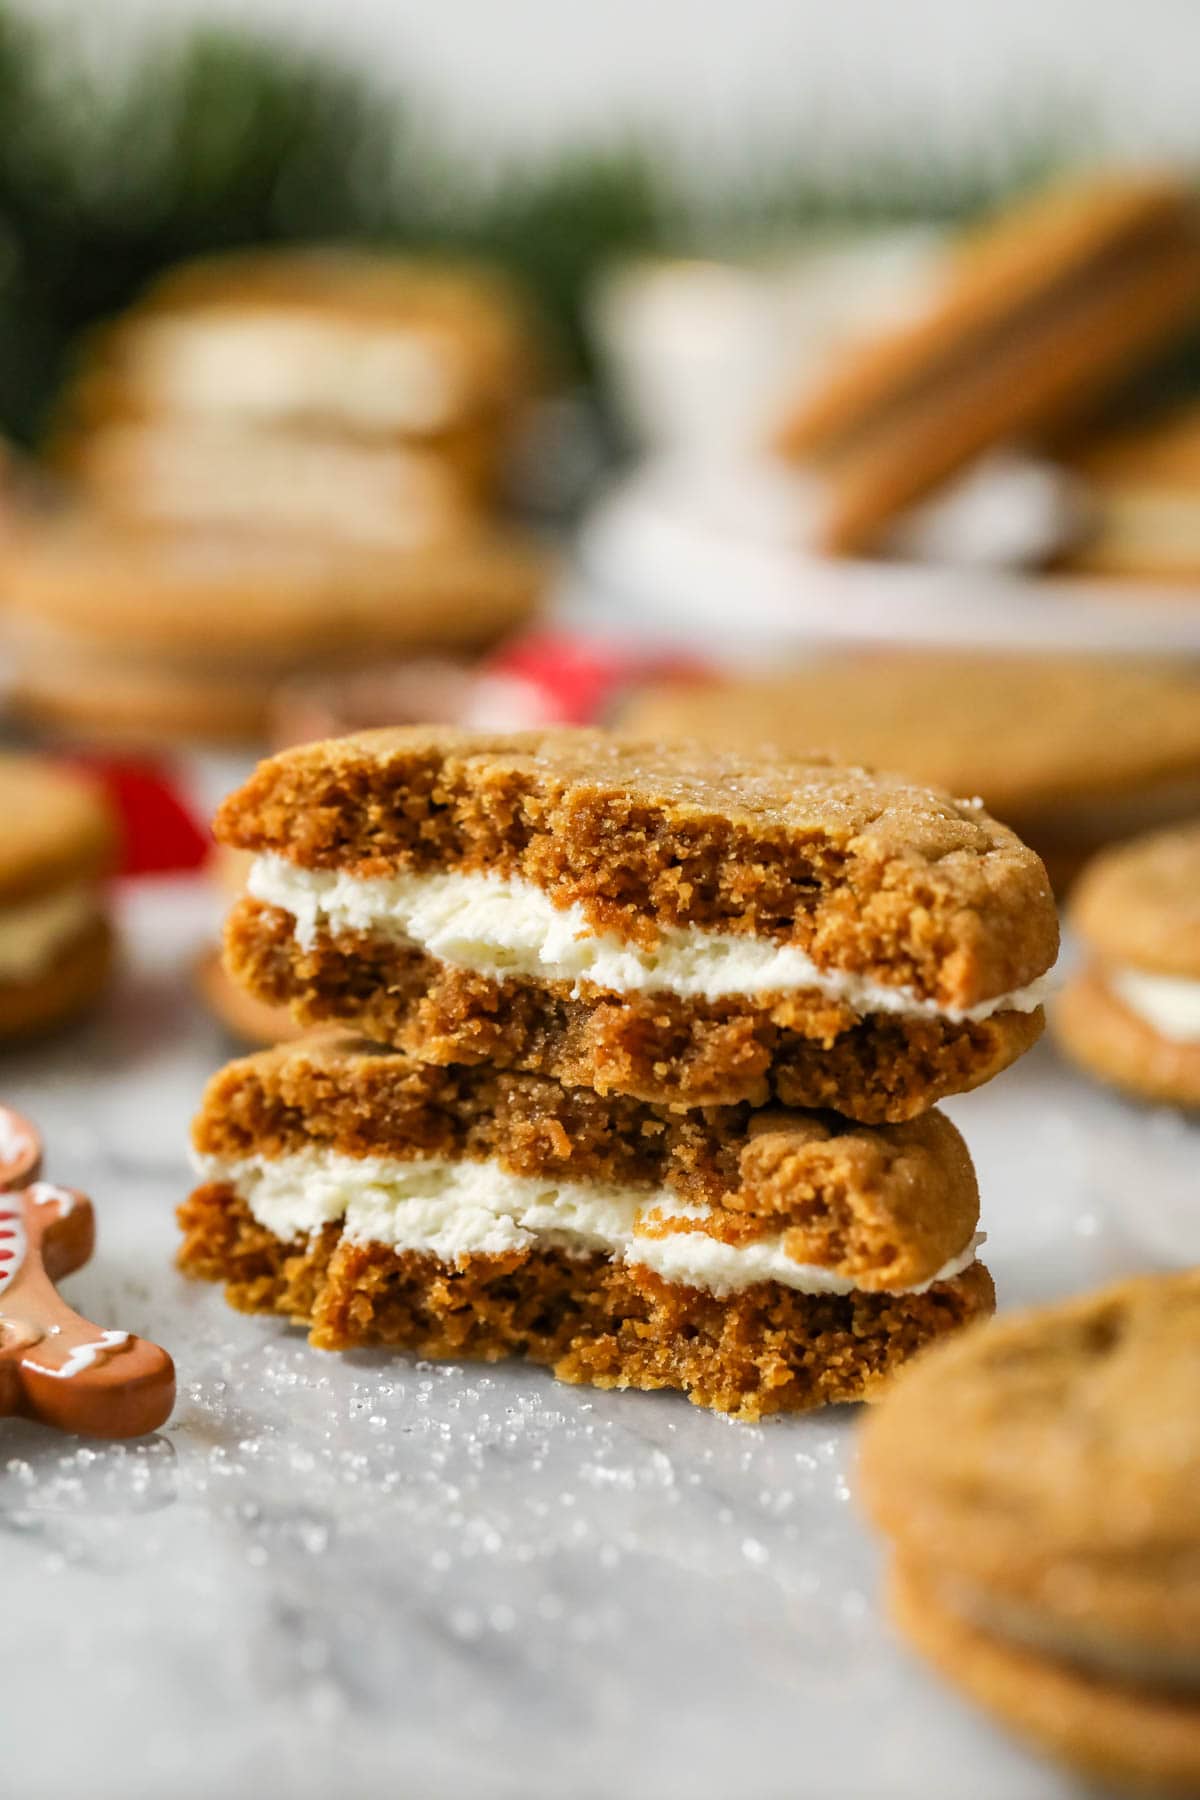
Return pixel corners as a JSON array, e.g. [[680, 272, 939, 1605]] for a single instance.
[[479, 630, 711, 726], [58, 754, 210, 877]]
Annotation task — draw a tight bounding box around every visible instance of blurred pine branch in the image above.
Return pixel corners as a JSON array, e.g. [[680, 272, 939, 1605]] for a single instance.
[[0, 11, 1092, 442]]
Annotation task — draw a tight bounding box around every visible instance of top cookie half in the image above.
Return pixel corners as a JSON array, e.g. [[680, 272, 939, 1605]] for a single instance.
[[217, 727, 1057, 1118]]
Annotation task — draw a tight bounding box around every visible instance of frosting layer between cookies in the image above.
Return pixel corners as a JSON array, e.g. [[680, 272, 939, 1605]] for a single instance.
[[198, 1146, 983, 1299], [134, 313, 462, 434], [0, 884, 99, 979], [248, 856, 1052, 1022], [1108, 966, 1200, 1041], [943, 1577, 1200, 1694]]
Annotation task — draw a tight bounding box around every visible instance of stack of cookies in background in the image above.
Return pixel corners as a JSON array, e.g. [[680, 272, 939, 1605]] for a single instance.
[[1, 250, 551, 746], [180, 726, 1058, 1418]]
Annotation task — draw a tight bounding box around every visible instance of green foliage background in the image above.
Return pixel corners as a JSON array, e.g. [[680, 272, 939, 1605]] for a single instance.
[[0, 12, 1084, 444]]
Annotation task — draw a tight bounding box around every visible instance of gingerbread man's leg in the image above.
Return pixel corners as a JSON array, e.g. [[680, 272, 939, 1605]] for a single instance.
[[0, 1107, 175, 1439]]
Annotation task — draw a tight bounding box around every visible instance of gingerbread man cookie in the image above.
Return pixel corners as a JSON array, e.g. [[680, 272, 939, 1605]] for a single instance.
[[0, 1105, 174, 1437]]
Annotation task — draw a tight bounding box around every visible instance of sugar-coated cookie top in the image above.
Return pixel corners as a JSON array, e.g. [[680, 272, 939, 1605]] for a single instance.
[[217, 726, 1058, 1008], [1072, 821, 1200, 976]]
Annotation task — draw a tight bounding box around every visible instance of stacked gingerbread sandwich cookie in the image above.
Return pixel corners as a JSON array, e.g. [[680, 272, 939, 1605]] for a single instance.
[[1055, 820, 1200, 1109], [180, 729, 1058, 1417], [8, 250, 549, 746]]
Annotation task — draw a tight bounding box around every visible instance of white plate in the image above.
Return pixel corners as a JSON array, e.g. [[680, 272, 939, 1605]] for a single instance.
[[580, 462, 1200, 660]]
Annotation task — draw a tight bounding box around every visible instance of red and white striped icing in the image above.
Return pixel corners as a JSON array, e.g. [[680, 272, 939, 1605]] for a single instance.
[[0, 1194, 26, 1298]]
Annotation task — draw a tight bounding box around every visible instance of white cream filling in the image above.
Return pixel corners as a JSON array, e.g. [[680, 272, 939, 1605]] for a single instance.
[[1108, 965, 1200, 1043], [198, 1147, 981, 1299], [247, 854, 1051, 1022], [133, 313, 463, 434], [945, 1579, 1200, 1695], [98, 422, 466, 547], [0, 884, 97, 980]]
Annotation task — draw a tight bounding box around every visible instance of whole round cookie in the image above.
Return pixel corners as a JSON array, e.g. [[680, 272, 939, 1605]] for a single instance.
[[0, 757, 117, 1037], [4, 513, 547, 665], [1054, 822, 1200, 1107], [860, 1271, 1200, 1792], [3, 512, 548, 744]]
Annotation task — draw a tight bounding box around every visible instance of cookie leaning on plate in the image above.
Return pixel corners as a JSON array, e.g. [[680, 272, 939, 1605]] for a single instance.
[[1055, 821, 1200, 1107], [772, 173, 1200, 555], [859, 1272, 1200, 1796], [0, 756, 117, 1038], [216, 727, 1057, 1121], [180, 1032, 993, 1419]]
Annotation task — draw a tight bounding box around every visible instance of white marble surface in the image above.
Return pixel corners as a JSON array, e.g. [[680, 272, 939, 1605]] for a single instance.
[[2, 875, 1196, 1800]]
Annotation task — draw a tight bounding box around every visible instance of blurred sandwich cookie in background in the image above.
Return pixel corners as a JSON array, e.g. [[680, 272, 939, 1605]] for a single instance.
[[1055, 821, 1200, 1108], [0, 755, 117, 1039], [860, 1272, 1200, 1796]]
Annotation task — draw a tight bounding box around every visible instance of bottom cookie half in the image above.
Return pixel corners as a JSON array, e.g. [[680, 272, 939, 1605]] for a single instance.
[[890, 1560, 1200, 1797], [178, 1184, 994, 1421], [1054, 965, 1200, 1109]]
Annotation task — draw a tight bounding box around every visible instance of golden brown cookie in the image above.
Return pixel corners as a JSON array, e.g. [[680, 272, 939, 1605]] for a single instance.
[[0, 758, 117, 1038], [4, 512, 546, 665], [214, 725, 1057, 1118], [772, 173, 1200, 555], [622, 654, 1200, 888], [889, 1562, 1200, 1798], [180, 1031, 992, 1418], [1054, 822, 1200, 1106], [1054, 966, 1200, 1109], [1071, 820, 1200, 973], [860, 1271, 1200, 1793]]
